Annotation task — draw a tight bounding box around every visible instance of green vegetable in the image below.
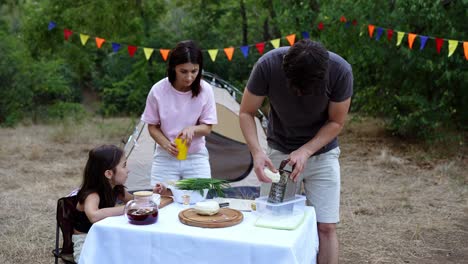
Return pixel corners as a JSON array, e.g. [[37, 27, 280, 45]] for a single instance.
[[175, 178, 230, 197]]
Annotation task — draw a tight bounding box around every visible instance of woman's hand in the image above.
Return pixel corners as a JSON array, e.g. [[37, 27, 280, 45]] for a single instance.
[[178, 126, 196, 146], [163, 141, 178, 157]]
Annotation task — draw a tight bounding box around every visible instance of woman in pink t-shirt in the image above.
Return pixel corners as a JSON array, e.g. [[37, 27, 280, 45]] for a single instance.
[[141, 40, 218, 187]]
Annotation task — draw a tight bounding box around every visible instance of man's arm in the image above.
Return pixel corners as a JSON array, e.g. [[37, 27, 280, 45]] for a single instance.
[[239, 89, 275, 182], [288, 98, 351, 180]]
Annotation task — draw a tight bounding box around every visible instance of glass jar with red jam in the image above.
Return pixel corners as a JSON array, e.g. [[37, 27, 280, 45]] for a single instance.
[[125, 191, 158, 225]]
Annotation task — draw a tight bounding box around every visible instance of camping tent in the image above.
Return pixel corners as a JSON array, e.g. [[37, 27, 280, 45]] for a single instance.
[[124, 72, 268, 191]]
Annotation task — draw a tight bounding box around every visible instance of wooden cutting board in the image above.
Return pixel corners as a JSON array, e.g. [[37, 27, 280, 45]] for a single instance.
[[178, 208, 243, 228], [159, 196, 173, 209]]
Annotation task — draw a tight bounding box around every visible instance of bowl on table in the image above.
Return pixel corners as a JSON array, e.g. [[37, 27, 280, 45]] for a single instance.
[[169, 186, 208, 205]]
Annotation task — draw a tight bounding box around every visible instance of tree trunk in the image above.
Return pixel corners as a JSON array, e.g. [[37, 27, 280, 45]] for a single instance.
[[240, 0, 248, 45]]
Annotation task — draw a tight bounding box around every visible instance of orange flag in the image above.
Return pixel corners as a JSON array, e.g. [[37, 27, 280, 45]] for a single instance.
[[95, 37, 105, 49], [160, 49, 170, 61], [368, 25, 375, 38], [224, 47, 235, 61], [286, 34, 296, 46], [464, 42, 468, 60], [407, 33, 417, 49]]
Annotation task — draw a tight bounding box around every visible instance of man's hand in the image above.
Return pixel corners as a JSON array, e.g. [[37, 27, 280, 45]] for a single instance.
[[253, 151, 277, 183], [288, 147, 312, 182]]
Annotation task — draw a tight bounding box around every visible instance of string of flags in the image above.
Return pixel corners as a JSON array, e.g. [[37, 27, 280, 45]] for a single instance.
[[48, 16, 467, 62]]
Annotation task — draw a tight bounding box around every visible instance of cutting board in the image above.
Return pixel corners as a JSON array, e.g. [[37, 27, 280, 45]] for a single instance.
[[159, 196, 173, 209], [178, 208, 243, 228]]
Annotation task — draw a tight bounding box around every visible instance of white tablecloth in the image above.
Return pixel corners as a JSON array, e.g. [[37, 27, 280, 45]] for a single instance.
[[79, 203, 318, 264]]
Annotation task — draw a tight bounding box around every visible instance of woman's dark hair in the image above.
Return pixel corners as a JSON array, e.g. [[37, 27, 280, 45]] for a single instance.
[[282, 39, 329, 95], [77, 145, 125, 208], [167, 40, 204, 97]]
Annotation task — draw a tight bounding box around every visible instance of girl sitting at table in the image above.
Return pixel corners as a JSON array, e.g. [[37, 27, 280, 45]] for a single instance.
[[72, 144, 134, 263]]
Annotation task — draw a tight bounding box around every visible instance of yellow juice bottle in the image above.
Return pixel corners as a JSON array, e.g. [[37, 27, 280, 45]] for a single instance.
[[174, 138, 188, 160]]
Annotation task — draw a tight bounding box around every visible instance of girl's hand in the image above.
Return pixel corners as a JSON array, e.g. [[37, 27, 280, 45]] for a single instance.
[[153, 183, 167, 194]]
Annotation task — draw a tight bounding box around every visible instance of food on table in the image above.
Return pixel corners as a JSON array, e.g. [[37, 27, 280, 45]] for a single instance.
[[194, 200, 220, 216], [263, 168, 281, 183]]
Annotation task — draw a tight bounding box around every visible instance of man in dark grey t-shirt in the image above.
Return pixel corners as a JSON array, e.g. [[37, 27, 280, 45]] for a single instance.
[[239, 40, 352, 264]]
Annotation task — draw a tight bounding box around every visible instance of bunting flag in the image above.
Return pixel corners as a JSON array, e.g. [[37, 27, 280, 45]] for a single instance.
[[95, 37, 105, 49], [80, 34, 89, 46], [208, 49, 218, 62], [464, 42, 468, 60], [63, 29, 73, 41], [286, 34, 296, 46], [255, 42, 265, 54], [317, 22, 324, 31], [270, 38, 280, 49], [368, 24, 375, 38], [345, 21, 351, 28], [407, 33, 417, 49], [419, 36, 428, 50], [447, 40, 458, 57], [387, 29, 394, 41], [435, 38, 444, 54], [48, 21, 56, 31], [143, 48, 154, 60], [240, 45, 249, 58], [375, 27, 384, 41], [128, 45, 137, 57], [159, 49, 170, 61], [224, 47, 234, 61], [112, 42, 121, 52], [49, 20, 468, 62], [396, 31, 405, 46]]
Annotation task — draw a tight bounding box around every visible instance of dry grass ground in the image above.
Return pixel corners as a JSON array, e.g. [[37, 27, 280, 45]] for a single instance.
[[0, 117, 466, 263]]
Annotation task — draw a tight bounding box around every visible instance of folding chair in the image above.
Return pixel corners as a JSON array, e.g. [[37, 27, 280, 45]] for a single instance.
[[52, 191, 78, 264]]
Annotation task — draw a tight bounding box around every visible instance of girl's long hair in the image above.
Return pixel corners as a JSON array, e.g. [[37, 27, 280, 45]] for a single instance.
[[77, 145, 125, 208], [167, 40, 203, 97]]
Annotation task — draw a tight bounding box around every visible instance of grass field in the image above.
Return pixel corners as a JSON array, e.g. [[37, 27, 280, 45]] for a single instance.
[[0, 117, 466, 263]]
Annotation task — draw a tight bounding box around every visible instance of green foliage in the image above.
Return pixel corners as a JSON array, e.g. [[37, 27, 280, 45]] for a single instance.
[[45, 102, 88, 122], [1, 0, 465, 142], [319, 0, 467, 140]]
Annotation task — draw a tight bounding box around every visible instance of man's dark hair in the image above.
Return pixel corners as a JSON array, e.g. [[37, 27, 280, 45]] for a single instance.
[[282, 39, 329, 95], [167, 40, 203, 97]]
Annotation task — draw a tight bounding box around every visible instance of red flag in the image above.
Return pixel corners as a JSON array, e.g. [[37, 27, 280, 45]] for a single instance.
[[387, 29, 394, 41], [352, 19, 358, 26], [318, 22, 324, 31], [255, 42, 265, 54], [63, 29, 73, 41], [128, 45, 138, 57], [435, 38, 444, 54]]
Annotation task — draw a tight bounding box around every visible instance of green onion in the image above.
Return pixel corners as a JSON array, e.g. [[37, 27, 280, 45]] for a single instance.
[[175, 178, 230, 197]]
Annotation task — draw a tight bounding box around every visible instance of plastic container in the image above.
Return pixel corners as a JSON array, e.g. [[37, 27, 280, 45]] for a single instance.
[[255, 195, 306, 216], [125, 191, 159, 225]]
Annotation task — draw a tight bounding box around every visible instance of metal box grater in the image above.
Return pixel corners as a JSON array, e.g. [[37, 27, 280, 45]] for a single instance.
[[267, 160, 296, 203]]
